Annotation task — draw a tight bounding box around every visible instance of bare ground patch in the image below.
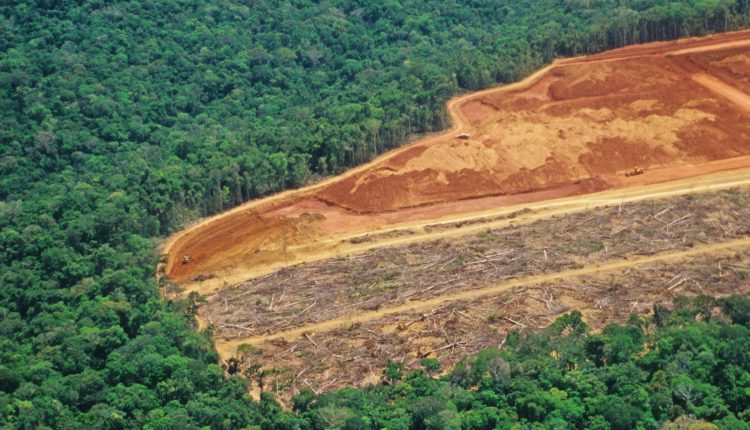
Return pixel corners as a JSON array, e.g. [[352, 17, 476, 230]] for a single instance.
[[196, 188, 750, 399]]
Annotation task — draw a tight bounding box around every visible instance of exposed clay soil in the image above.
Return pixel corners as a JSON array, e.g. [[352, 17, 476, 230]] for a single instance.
[[685, 47, 750, 95], [318, 54, 750, 213], [165, 31, 750, 287]]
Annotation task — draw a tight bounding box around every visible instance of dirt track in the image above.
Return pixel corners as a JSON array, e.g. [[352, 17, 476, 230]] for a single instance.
[[164, 30, 750, 293]]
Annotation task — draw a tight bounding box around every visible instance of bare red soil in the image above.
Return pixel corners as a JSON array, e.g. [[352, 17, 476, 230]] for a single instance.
[[165, 31, 750, 286]]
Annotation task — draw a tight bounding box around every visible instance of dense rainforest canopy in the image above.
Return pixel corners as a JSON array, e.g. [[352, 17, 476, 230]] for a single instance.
[[2, 0, 750, 428]]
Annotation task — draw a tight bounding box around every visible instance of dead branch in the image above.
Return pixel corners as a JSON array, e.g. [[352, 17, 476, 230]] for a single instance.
[[303, 332, 319, 349], [503, 316, 527, 328]]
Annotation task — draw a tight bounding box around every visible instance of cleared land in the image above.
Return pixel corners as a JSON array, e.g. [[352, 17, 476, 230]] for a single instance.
[[161, 32, 750, 398], [207, 187, 750, 397], [230, 248, 750, 397], [164, 30, 750, 289], [206, 189, 750, 341]]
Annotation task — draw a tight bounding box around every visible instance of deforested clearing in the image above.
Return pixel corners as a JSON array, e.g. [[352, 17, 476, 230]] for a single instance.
[[165, 31, 750, 287], [161, 31, 750, 400], [204, 187, 750, 398]]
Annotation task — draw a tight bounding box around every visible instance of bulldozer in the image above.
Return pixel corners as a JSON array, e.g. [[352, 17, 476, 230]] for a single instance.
[[625, 166, 645, 177], [181, 255, 193, 265]]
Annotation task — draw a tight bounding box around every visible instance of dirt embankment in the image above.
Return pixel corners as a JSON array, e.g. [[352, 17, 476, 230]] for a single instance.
[[164, 30, 750, 291]]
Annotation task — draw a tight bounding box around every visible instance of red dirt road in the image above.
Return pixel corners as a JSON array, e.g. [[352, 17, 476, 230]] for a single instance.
[[164, 31, 750, 290]]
